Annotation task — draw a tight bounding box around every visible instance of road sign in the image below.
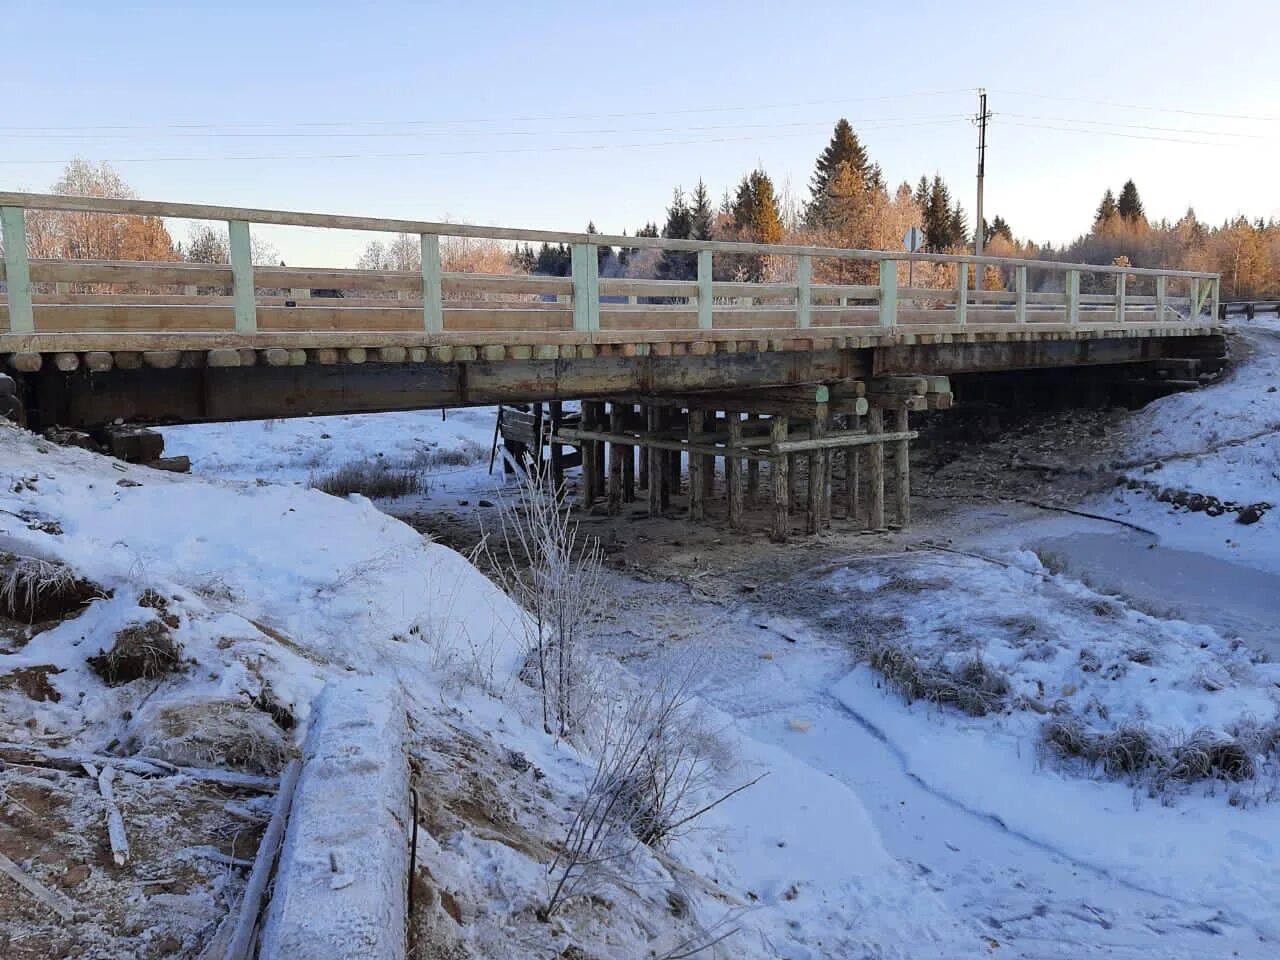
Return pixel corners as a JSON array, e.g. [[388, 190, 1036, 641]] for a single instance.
[[903, 227, 924, 253]]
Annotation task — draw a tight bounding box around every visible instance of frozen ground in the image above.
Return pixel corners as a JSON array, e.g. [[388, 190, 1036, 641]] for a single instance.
[[5, 319, 1271, 957], [149, 318, 1279, 958]]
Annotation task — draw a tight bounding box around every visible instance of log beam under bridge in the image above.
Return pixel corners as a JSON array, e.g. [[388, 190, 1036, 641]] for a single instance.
[[549, 377, 939, 538]]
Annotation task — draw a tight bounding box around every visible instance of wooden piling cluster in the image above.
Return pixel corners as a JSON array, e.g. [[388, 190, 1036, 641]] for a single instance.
[[553, 376, 952, 539]]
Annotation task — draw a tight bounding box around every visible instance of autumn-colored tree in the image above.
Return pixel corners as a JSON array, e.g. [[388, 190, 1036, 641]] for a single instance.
[[27, 160, 176, 270]]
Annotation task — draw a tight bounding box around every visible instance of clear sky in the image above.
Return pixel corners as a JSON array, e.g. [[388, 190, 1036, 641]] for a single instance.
[[4, 0, 1277, 266]]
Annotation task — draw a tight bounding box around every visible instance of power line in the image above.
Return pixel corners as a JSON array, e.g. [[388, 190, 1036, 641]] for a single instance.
[[0, 113, 971, 141], [1001, 120, 1237, 147], [1001, 112, 1269, 140], [993, 89, 1280, 124], [0, 117, 972, 166], [0, 89, 975, 134]]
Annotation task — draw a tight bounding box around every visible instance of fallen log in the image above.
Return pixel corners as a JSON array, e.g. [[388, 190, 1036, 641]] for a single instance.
[[0, 849, 79, 921], [0, 742, 279, 792], [99, 765, 130, 867], [225, 759, 301, 960]]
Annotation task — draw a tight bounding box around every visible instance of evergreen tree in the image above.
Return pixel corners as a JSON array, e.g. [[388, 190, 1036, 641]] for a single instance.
[[985, 216, 1013, 245], [922, 174, 953, 251], [947, 202, 969, 248], [657, 187, 696, 281], [690, 179, 714, 241], [1095, 189, 1118, 226], [533, 242, 572, 277], [807, 119, 882, 227], [1117, 180, 1145, 224], [914, 175, 930, 212], [730, 169, 784, 280]]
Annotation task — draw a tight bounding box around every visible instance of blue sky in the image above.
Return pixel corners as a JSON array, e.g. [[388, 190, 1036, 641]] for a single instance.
[[4, 0, 1276, 266]]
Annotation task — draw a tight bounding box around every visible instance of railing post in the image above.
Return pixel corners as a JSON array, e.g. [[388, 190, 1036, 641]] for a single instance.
[[878, 258, 897, 327], [1114, 271, 1126, 323], [420, 234, 443, 333], [1066, 269, 1080, 325], [1155, 275, 1167, 320], [1014, 265, 1028, 324], [1189, 278, 1200, 321], [796, 254, 811, 328], [1210, 277, 1221, 324], [955, 261, 967, 326], [697, 248, 713, 330], [228, 219, 256, 333], [572, 243, 599, 332], [0, 206, 34, 333]]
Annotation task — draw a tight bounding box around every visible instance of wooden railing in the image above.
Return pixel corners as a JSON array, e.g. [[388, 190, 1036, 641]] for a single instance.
[[0, 191, 1221, 342]]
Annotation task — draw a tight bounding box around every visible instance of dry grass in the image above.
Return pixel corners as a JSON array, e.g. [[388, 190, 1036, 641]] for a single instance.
[[0, 553, 103, 623], [132, 699, 294, 775], [410, 440, 489, 470], [863, 638, 1010, 717], [1041, 715, 1272, 787], [87, 621, 183, 686], [309, 459, 426, 499]]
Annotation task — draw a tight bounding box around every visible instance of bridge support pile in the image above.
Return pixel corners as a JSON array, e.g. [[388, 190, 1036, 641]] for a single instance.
[[554, 376, 951, 538]]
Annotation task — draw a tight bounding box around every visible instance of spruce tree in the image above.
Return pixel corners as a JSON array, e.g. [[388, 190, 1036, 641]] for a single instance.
[[807, 119, 882, 227], [914, 175, 930, 212], [658, 188, 695, 281], [922, 175, 953, 251], [690, 179, 714, 241], [731, 169, 784, 280], [947, 202, 969, 249], [1117, 180, 1145, 224], [1095, 189, 1118, 226], [986, 216, 1013, 245]]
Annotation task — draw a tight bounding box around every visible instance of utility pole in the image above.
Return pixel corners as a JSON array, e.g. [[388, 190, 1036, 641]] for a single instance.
[[974, 88, 990, 257]]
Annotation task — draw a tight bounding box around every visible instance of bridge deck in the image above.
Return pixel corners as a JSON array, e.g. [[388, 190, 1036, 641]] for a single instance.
[[1, 191, 1220, 362], [0, 191, 1224, 430]]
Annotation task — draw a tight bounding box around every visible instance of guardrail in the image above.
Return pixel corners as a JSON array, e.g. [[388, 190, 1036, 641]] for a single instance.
[[0, 191, 1221, 341]]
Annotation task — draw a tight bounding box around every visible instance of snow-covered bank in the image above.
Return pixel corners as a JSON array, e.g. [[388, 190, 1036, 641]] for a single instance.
[[1, 420, 976, 957]]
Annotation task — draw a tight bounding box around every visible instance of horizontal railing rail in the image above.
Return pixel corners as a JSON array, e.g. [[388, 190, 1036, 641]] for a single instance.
[[0, 191, 1222, 342]]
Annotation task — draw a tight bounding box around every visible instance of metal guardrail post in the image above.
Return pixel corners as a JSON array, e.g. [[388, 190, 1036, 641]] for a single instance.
[[795, 254, 811, 328], [1114, 272, 1126, 323], [420, 234, 443, 333], [0, 206, 33, 334], [1066, 269, 1080, 325], [955, 261, 967, 325], [878, 259, 897, 327], [1189, 278, 1201, 320], [1014, 265, 1028, 324], [697, 249, 713, 329], [228, 219, 257, 333], [1210, 277, 1221, 323], [1155, 275, 1167, 320]]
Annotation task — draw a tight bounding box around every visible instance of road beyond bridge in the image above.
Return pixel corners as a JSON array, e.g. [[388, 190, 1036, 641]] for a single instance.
[[0, 191, 1225, 538]]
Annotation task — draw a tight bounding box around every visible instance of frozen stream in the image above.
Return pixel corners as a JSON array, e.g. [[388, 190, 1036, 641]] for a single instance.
[[1034, 529, 1280, 656]]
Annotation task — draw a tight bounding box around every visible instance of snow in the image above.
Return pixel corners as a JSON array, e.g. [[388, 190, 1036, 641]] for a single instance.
[[261, 676, 410, 960], [5, 317, 1279, 957]]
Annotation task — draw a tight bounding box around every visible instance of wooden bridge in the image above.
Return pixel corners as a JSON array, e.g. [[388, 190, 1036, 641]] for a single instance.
[[0, 191, 1224, 537]]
